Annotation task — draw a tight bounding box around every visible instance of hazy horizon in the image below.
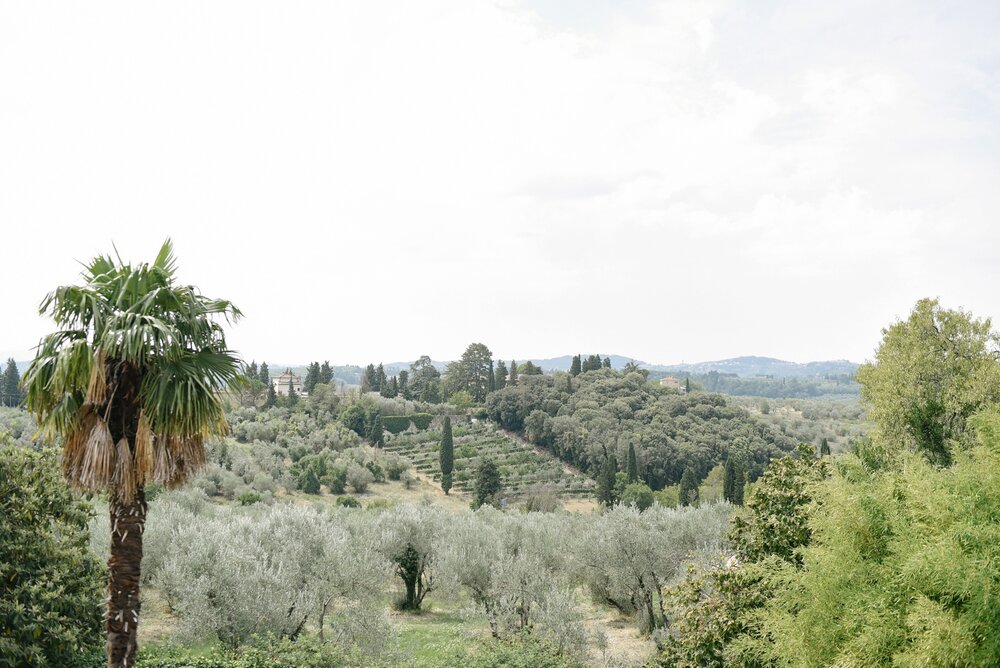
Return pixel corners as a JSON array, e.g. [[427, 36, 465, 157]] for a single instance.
[[2, 1, 998, 365]]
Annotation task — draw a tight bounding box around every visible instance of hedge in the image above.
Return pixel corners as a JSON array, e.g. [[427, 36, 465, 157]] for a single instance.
[[382, 415, 412, 434]]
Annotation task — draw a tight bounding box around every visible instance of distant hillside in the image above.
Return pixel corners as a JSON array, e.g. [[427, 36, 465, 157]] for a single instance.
[[528, 354, 640, 371], [650, 356, 860, 379]]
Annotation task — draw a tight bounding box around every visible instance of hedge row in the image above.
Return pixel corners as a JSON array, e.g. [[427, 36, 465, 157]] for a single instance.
[[382, 413, 436, 434]]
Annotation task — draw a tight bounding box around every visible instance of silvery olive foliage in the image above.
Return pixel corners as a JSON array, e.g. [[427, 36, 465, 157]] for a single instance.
[[152, 503, 393, 654], [440, 507, 588, 656], [575, 502, 732, 634]]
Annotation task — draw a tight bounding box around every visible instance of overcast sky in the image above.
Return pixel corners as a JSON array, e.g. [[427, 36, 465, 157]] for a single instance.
[[1, 1, 998, 366]]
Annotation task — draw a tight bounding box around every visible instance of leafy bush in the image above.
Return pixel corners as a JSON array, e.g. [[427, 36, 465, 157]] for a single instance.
[[442, 634, 584, 668], [138, 635, 357, 667], [382, 415, 412, 434], [336, 495, 361, 508], [0, 445, 105, 666], [410, 413, 435, 430], [347, 463, 375, 493], [620, 482, 655, 511], [237, 491, 262, 505]]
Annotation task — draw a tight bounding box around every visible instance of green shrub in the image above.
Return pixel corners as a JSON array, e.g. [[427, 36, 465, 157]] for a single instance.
[[238, 491, 262, 505], [138, 635, 356, 667], [0, 445, 105, 666], [335, 495, 361, 508], [410, 413, 434, 430], [442, 635, 583, 668], [382, 415, 412, 434]]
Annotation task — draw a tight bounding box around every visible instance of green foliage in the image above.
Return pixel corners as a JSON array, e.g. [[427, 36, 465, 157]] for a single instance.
[[444, 343, 493, 403], [237, 491, 262, 505], [369, 412, 385, 447], [857, 298, 1000, 466], [620, 481, 654, 510], [336, 495, 361, 508], [596, 452, 618, 506], [730, 443, 827, 565], [626, 441, 639, 483], [757, 409, 1000, 667], [679, 466, 700, 506], [0, 446, 104, 666], [442, 634, 583, 668], [440, 416, 454, 494], [1, 358, 22, 407], [723, 456, 744, 505], [410, 413, 434, 430], [485, 371, 795, 490], [472, 457, 503, 508], [136, 635, 357, 668]]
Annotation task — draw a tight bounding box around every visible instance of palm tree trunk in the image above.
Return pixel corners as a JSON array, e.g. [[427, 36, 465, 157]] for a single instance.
[[106, 486, 146, 668]]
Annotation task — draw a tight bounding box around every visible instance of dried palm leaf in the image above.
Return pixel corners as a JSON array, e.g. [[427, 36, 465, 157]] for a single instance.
[[113, 438, 136, 503], [80, 418, 114, 489]]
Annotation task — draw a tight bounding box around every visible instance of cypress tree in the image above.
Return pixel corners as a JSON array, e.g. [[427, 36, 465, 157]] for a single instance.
[[820, 438, 831, 457], [723, 457, 744, 504], [398, 370, 409, 398], [597, 452, 618, 506], [684, 377, 691, 393], [472, 457, 502, 509], [566, 374, 573, 393], [603, 356, 611, 369], [679, 466, 700, 507], [364, 364, 378, 392], [287, 379, 299, 407], [259, 362, 270, 386], [320, 360, 333, 385], [488, 363, 496, 393], [247, 361, 258, 380], [369, 411, 385, 447], [626, 442, 638, 483], [495, 360, 507, 391], [440, 416, 454, 494], [390, 376, 399, 397], [508, 360, 518, 387], [376, 363, 387, 392], [264, 381, 277, 408], [2, 359, 21, 407], [304, 361, 320, 394], [570, 355, 582, 376]]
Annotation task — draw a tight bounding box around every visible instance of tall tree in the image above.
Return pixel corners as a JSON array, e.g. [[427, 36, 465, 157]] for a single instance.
[[679, 466, 700, 507], [820, 438, 831, 457], [857, 298, 1000, 466], [570, 354, 582, 377], [22, 240, 242, 667], [319, 360, 333, 385], [258, 361, 270, 386], [264, 380, 277, 408], [286, 375, 299, 407], [626, 442, 639, 483], [723, 456, 744, 505], [363, 363, 378, 393], [369, 411, 384, 447], [495, 359, 508, 390], [247, 360, 258, 380], [446, 343, 493, 402], [304, 361, 320, 394], [376, 363, 388, 393], [488, 362, 496, 393], [472, 457, 502, 509], [603, 356, 612, 369], [389, 376, 399, 398], [508, 359, 518, 387], [597, 451, 618, 506], [398, 369, 410, 399], [409, 356, 441, 403], [2, 358, 21, 407], [440, 416, 454, 494]]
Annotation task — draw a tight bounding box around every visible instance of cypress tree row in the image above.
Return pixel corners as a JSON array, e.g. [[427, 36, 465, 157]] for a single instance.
[[570, 355, 582, 376], [440, 416, 454, 495], [723, 456, 745, 505]]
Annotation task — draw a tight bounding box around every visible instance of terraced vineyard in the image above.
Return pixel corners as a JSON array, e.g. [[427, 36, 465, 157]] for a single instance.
[[385, 419, 597, 499]]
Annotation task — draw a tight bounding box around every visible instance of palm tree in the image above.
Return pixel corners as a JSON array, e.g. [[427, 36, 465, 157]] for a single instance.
[[23, 240, 242, 668]]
